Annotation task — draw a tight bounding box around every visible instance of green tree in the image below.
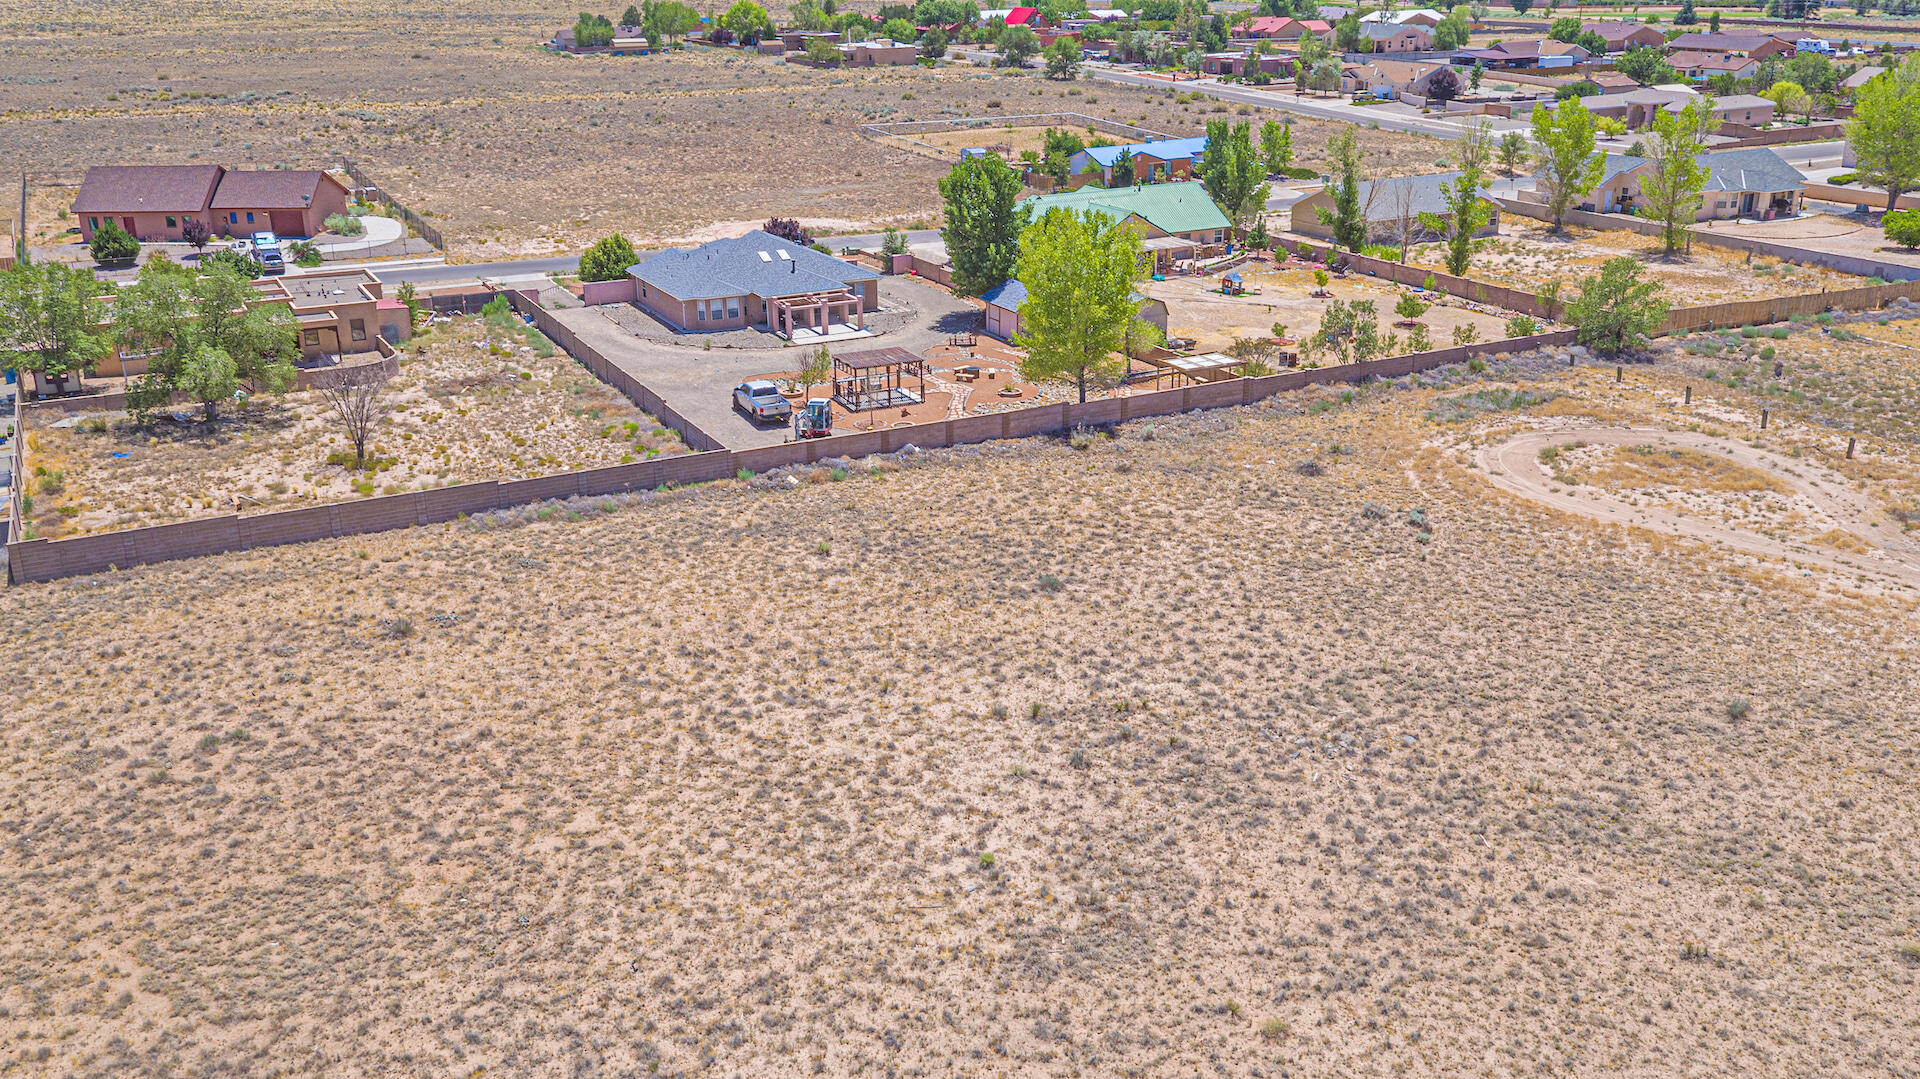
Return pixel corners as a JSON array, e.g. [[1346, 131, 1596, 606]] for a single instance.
[[1013, 208, 1144, 403], [1041, 128, 1086, 188], [1497, 129, 1527, 176], [880, 226, 911, 257], [789, 0, 831, 30], [804, 35, 842, 61], [1764, 80, 1814, 123], [722, 0, 777, 42], [115, 262, 297, 424], [580, 233, 639, 282], [939, 153, 1029, 296], [1565, 256, 1668, 355], [1615, 45, 1676, 86], [180, 344, 240, 423], [1470, 60, 1485, 91], [1846, 55, 1920, 212], [1637, 98, 1712, 255], [1708, 10, 1720, 30], [880, 17, 918, 41], [1884, 208, 1920, 249], [395, 280, 423, 329], [88, 219, 139, 264], [1317, 128, 1368, 252], [1675, 0, 1698, 24], [1511, 0, 1532, 13], [1334, 12, 1363, 52], [573, 12, 616, 46], [1197, 120, 1272, 241], [1418, 121, 1493, 276], [1260, 119, 1293, 176], [920, 26, 949, 57], [1433, 8, 1470, 50], [1044, 36, 1081, 78], [0, 262, 113, 390], [1548, 16, 1581, 41], [621, 4, 644, 25], [1308, 57, 1342, 94], [997, 24, 1039, 66], [1530, 98, 1606, 230]]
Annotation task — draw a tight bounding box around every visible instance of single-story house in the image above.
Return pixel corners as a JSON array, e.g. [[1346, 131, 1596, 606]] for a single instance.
[[1020, 181, 1233, 270], [1587, 72, 1640, 92], [551, 24, 650, 52], [1342, 59, 1452, 99], [1663, 32, 1796, 59], [1201, 51, 1290, 76], [1360, 8, 1444, 27], [1239, 16, 1333, 42], [1668, 51, 1761, 81], [838, 38, 918, 65], [1523, 147, 1804, 220], [1839, 65, 1886, 93], [1291, 171, 1502, 244], [628, 229, 881, 337], [1581, 21, 1665, 53], [1456, 39, 1591, 69], [1358, 22, 1433, 53], [1068, 135, 1209, 186], [777, 29, 840, 51], [1566, 87, 1774, 129], [980, 279, 1167, 342], [72, 164, 351, 243]]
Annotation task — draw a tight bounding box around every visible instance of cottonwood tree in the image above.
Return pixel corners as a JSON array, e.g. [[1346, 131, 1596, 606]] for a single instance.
[[1566, 256, 1669, 355], [1637, 99, 1713, 256], [1013, 208, 1143, 404], [316, 364, 394, 467], [1847, 55, 1920, 212], [997, 24, 1039, 66], [939, 153, 1028, 296], [722, 1, 777, 43], [1260, 119, 1294, 177], [115, 261, 298, 423], [1044, 37, 1081, 79], [1530, 98, 1606, 230], [1419, 121, 1494, 276], [1197, 120, 1271, 242], [181, 344, 240, 423], [0, 262, 113, 392], [1317, 128, 1369, 252]]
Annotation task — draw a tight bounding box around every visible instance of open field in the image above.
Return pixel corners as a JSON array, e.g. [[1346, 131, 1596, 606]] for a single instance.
[[1148, 261, 1522, 354], [1, 0, 1441, 262], [1396, 219, 1870, 303], [20, 314, 684, 540], [3, 318, 1919, 1075]]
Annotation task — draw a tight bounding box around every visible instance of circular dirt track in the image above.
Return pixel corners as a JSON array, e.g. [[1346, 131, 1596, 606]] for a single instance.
[[1474, 427, 1920, 590]]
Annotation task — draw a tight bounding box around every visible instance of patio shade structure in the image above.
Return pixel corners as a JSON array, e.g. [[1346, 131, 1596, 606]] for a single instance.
[[833, 347, 927, 411]]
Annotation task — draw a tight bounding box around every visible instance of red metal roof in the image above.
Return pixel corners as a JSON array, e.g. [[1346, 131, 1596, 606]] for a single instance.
[[1006, 7, 1039, 24]]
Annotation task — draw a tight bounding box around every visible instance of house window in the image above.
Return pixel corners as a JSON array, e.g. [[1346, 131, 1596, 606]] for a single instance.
[[303, 329, 320, 346], [697, 305, 707, 322], [710, 299, 726, 321], [89, 217, 98, 230], [229, 213, 238, 224], [166, 216, 177, 228], [727, 298, 739, 320], [349, 319, 366, 342], [246, 212, 255, 223]]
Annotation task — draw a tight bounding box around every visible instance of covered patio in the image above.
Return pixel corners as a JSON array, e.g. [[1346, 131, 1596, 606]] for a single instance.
[[770, 289, 865, 340], [833, 347, 926, 411], [1142, 234, 1198, 272]]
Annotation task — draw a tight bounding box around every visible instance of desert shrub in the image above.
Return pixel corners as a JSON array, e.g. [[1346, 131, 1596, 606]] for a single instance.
[[1726, 699, 1751, 719], [1425, 387, 1552, 423], [1883, 209, 1920, 250], [323, 213, 365, 237], [1038, 573, 1064, 592]]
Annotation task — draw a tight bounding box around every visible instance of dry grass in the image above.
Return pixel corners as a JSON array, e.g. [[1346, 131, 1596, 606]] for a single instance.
[[1, 0, 1440, 260], [20, 315, 683, 539], [2, 344, 1917, 1076], [1569, 445, 1790, 495]]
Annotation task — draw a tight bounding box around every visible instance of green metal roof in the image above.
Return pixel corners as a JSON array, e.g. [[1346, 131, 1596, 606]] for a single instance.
[[1022, 181, 1231, 237]]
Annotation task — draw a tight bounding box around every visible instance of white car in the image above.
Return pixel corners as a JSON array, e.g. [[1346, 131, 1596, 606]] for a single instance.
[[733, 380, 792, 423]]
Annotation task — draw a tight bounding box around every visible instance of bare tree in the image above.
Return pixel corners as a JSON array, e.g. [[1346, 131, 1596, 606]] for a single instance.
[[1380, 179, 1422, 264], [315, 364, 392, 467]]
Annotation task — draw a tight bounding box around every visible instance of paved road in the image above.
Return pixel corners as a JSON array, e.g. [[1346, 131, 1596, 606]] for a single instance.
[[1087, 67, 1481, 140], [377, 229, 945, 288]]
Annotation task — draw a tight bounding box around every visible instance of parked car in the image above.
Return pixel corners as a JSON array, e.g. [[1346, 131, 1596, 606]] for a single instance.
[[250, 231, 286, 274], [733, 380, 792, 423]]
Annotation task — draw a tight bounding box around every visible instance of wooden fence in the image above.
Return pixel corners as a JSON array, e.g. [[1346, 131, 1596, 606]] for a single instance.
[[339, 157, 445, 250], [3, 327, 1573, 585]]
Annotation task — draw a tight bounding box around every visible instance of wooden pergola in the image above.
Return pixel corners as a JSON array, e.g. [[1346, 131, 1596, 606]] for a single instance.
[[832, 347, 926, 411], [769, 289, 863, 338]]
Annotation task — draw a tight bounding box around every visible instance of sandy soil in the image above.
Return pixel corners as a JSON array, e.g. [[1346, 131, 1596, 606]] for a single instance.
[[20, 316, 684, 539], [0, 1, 1441, 261], [1149, 260, 1521, 354], [1709, 213, 1920, 272], [1400, 220, 1870, 303], [4, 332, 1919, 1076]]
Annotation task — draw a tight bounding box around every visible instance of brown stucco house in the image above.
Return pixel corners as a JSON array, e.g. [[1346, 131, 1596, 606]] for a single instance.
[[1581, 21, 1665, 52], [629, 230, 881, 338], [72, 165, 352, 243]]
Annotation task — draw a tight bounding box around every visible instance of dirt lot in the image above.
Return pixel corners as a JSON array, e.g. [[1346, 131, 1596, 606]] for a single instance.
[[4, 323, 1919, 1076], [19, 315, 684, 539], [1396, 219, 1871, 303], [1708, 212, 1920, 273], [0, 1, 1440, 261], [1148, 260, 1522, 355]]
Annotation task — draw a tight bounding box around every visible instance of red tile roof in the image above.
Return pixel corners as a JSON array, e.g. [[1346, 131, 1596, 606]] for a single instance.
[[209, 170, 339, 210], [72, 165, 224, 214]]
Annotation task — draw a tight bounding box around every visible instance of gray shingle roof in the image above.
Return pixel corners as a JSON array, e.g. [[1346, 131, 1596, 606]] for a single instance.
[[631, 230, 880, 302], [1357, 172, 1476, 221], [1695, 148, 1803, 193]]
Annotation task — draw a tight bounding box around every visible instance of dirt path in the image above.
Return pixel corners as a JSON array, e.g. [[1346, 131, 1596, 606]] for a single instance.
[[1473, 426, 1920, 591]]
